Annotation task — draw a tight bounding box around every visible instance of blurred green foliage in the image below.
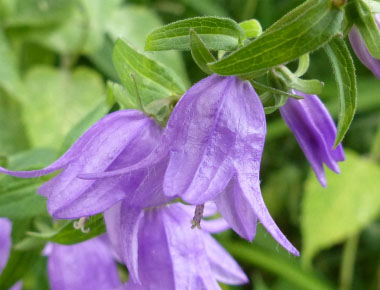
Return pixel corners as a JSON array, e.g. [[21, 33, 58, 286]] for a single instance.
[[0, 0, 379, 290]]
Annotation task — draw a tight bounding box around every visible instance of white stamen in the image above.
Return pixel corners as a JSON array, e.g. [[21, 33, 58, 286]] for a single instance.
[[73, 217, 90, 233], [191, 204, 205, 230]]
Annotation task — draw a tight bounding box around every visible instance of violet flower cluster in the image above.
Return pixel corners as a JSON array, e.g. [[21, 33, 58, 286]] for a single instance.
[[0, 73, 344, 289], [349, 13, 380, 79]]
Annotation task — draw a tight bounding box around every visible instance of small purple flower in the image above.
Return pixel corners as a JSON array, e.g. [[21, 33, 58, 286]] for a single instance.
[[105, 202, 247, 290], [0, 218, 22, 290], [82, 75, 299, 256], [47, 238, 121, 290], [349, 13, 380, 79], [0, 110, 170, 219], [279, 91, 345, 187]]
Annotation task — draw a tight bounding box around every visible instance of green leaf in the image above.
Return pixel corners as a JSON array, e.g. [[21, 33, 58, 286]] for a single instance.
[[0, 89, 30, 156], [3, 0, 75, 27], [107, 81, 138, 110], [144, 16, 245, 51], [0, 149, 57, 219], [21, 66, 105, 149], [354, 0, 380, 59], [105, 5, 189, 85], [301, 151, 380, 264], [190, 29, 216, 74], [0, 29, 24, 100], [113, 39, 186, 106], [239, 19, 262, 38], [324, 38, 357, 147], [0, 248, 42, 289], [209, 0, 344, 75], [28, 214, 106, 245]]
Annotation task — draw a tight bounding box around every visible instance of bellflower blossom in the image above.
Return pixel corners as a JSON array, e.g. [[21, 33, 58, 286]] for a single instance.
[[279, 90, 345, 187], [105, 202, 247, 290], [81, 75, 299, 256], [349, 14, 380, 79], [0, 218, 22, 290], [0, 110, 170, 219]]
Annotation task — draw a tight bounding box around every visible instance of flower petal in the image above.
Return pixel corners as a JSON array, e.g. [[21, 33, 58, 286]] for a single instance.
[[104, 202, 123, 261], [119, 203, 145, 284], [214, 176, 258, 240], [203, 233, 248, 285], [46, 111, 161, 217], [297, 91, 345, 162], [0, 218, 12, 272], [161, 204, 221, 290], [201, 218, 230, 234], [236, 168, 299, 256], [48, 238, 121, 290], [349, 21, 380, 79], [163, 75, 238, 204]]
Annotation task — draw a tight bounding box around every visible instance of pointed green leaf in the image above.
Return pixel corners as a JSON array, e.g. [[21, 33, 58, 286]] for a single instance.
[[324, 38, 357, 147], [301, 151, 380, 264], [190, 29, 216, 74], [144, 16, 245, 51], [113, 39, 186, 106], [209, 0, 344, 75]]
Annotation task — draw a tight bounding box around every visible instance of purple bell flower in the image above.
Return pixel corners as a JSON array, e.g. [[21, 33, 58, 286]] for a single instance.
[[349, 13, 380, 79], [279, 91, 345, 187], [82, 75, 299, 256], [47, 238, 122, 290], [0, 110, 170, 219], [104, 202, 247, 290]]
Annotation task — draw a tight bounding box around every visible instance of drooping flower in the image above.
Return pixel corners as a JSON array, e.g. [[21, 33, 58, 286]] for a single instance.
[[349, 14, 380, 79], [104, 201, 247, 290], [0, 110, 170, 219], [82, 75, 299, 256], [47, 237, 122, 290], [279, 90, 345, 187], [0, 218, 22, 290]]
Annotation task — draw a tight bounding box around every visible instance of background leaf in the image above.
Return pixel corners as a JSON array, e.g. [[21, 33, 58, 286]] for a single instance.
[[20, 66, 105, 149], [301, 151, 380, 263]]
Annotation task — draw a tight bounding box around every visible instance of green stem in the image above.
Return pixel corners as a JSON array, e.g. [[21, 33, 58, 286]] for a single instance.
[[370, 124, 380, 162], [339, 233, 359, 290]]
